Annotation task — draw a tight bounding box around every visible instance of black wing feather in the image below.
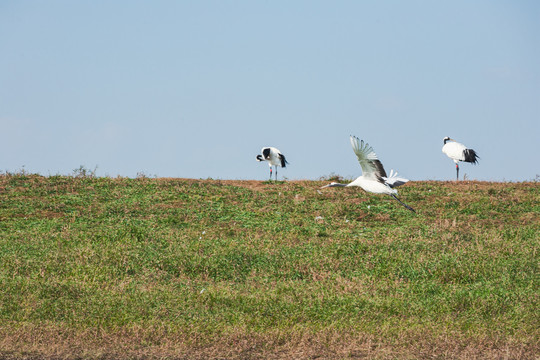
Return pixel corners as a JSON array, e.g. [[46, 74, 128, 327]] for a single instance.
[[279, 154, 288, 168], [463, 149, 479, 164], [372, 160, 387, 178]]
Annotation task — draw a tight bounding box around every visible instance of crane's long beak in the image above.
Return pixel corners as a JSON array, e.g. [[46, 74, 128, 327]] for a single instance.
[[321, 182, 346, 189]]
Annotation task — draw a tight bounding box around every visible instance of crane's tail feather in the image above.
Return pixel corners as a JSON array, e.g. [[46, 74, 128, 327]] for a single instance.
[[279, 154, 289, 168], [383, 169, 409, 188], [464, 149, 479, 164]]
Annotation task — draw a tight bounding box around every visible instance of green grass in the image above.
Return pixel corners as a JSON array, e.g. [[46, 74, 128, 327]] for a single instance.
[[0, 175, 538, 359]]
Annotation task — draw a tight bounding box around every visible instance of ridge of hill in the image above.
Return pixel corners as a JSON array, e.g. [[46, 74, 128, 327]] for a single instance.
[[0, 175, 538, 359]]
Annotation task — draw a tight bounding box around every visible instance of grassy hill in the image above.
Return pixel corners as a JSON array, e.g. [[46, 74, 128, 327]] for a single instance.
[[0, 174, 538, 359]]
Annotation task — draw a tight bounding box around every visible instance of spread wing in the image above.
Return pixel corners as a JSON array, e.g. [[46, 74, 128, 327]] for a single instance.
[[350, 136, 387, 180], [383, 169, 409, 188]]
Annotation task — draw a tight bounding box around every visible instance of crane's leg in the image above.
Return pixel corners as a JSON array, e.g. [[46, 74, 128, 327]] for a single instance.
[[275, 166, 278, 181], [456, 164, 459, 181], [269, 167, 272, 180], [391, 194, 416, 213]]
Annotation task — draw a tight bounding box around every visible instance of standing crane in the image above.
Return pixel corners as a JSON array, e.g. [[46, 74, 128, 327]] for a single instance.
[[442, 137, 479, 180], [256, 147, 288, 180]]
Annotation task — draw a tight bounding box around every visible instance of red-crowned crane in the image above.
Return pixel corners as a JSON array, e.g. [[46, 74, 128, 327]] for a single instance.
[[256, 147, 288, 180], [442, 137, 479, 180], [322, 136, 415, 213]]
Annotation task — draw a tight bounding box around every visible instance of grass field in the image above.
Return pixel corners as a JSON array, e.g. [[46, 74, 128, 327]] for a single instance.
[[0, 174, 538, 359]]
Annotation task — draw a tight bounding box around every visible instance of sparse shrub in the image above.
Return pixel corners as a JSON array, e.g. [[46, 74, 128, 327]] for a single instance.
[[319, 173, 346, 182], [72, 165, 97, 178]]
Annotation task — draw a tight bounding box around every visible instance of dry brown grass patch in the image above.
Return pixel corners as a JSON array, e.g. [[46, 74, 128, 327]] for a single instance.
[[1, 325, 538, 359]]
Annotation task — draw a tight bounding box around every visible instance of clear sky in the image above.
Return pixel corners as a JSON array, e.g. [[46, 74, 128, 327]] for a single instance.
[[1, 1, 539, 181]]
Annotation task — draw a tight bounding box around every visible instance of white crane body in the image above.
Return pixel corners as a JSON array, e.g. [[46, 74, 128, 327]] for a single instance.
[[347, 176, 397, 195]]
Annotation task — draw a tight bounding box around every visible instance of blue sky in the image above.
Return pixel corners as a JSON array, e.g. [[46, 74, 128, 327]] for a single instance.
[[1, 1, 539, 181]]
